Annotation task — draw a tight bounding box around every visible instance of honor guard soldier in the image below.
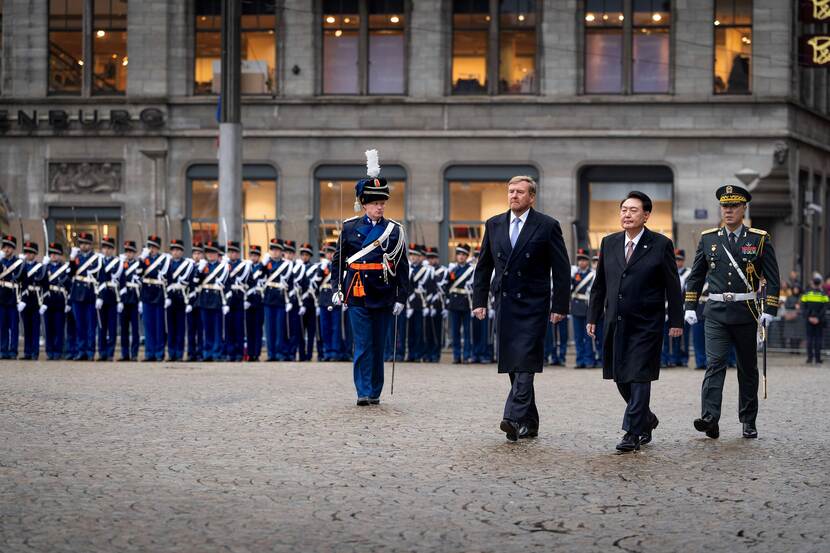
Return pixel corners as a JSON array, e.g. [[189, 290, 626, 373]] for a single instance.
[[282, 240, 303, 360], [193, 240, 230, 361], [406, 243, 430, 362], [331, 149, 410, 405], [0, 235, 25, 359], [318, 242, 343, 361], [662, 249, 691, 367], [60, 245, 77, 360], [245, 245, 265, 361], [570, 248, 596, 368], [684, 184, 780, 440], [96, 236, 122, 361], [223, 241, 249, 361], [297, 243, 319, 362], [118, 241, 141, 361], [139, 235, 171, 362], [470, 247, 492, 364], [68, 231, 102, 361], [19, 241, 47, 360], [261, 238, 293, 361], [43, 242, 70, 360], [165, 239, 193, 361], [424, 246, 446, 363], [590, 253, 603, 367], [446, 243, 475, 364], [187, 241, 205, 361]]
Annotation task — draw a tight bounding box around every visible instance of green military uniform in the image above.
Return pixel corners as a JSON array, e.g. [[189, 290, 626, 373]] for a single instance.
[[684, 184, 780, 438]]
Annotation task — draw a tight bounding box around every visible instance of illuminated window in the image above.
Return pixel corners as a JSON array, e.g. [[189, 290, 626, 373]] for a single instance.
[[584, 0, 671, 94], [187, 165, 279, 254], [714, 0, 752, 94], [49, 0, 85, 95], [323, 0, 406, 95], [452, 0, 538, 95], [194, 0, 277, 95], [93, 0, 128, 94]]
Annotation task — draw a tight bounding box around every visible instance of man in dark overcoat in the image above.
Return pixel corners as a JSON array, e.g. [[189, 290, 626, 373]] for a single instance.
[[473, 176, 571, 442], [588, 191, 683, 453]]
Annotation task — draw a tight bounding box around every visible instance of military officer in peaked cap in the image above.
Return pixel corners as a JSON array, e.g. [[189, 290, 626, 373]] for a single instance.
[[245, 244, 265, 362], [96, 236, 122, 361], [187, 241, 205, 361], [68, 231, 102, 360], [139, 235, 170, 361], [331, 149, 410, 405], [43, 242, 71, 361], [165, 239, 194, 361], [684, 184, 780, 440], [19, 241, 47, 360], [118, 241, 142, 361], [192, 240, 230, 362]]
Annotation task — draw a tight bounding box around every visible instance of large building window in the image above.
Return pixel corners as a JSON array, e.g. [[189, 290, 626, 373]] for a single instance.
[[451, 0, 538, 95], [187, 165, 279, 254], [322, 0, 406, 95], [194, 0, 277, 95], [713, 0, 751, 94], [49, 0, 85, 95], [93, 0, 128, 94], [314, 165, 407, 249], [584, 0, 671, 94]]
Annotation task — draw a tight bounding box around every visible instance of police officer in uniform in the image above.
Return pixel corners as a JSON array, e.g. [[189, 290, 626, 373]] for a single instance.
[[118, 241, 141, 361], [165, 239, 193, 361], [187, 241, 205, 361], [570, 248, 596, 368], [96, 236, 122, 361], [43, 242, 70, 361], [245, 245, 265, 361], [193, 240, 230, 362], [139, 235, 170, 362], [223, 240, 249, 362], [331, 150, 409, 405], [684, 184, 780, 439], [262, 238, 292, 361], [0, 234, 25, 359], [446, 243, 475, 364], [19, 241, 47, 360], [68, 232, 102, 361]]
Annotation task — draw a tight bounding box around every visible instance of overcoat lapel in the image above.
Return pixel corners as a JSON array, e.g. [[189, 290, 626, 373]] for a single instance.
[[507, 208, 540, 265], [625, 227, 654, 269]]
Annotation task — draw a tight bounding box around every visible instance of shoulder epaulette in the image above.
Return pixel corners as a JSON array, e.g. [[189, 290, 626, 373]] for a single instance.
[[748, 228, 767, 235], [701, 227, 720, 235], [387, 218, 402, 227], [343, 215, 360, 223]]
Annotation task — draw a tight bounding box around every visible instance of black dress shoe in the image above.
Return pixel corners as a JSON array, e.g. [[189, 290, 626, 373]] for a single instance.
[[518, 424, 538, 439], [616, 433, 640, 453], [694, 415, 720, 439], [500, 419, 519, 442], [742, 422, 758, 439], [640, 415, 660, 445], [369, 398, 380, 405], [356, 397, 370, 406]]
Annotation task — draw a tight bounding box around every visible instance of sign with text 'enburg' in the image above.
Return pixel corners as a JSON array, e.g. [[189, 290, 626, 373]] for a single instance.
[[799, 35, 830, 66]]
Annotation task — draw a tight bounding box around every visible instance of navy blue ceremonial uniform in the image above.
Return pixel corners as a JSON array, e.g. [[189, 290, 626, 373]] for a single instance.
[[96, 251, 122, 360], [19, 248, 47, 360], [187, 245, 205, 361], [262, 247, 292, 361], [68, 243, 102, 360], [165, 252, 193, 361], [298, 255, 320, 362], [470, 254, 493, 364], [406, 254, 429, 362], [317, 257, 345, 361], [192, 251, 228, 362], [43, 247, 71, 360], [331, 213, 410, 402], [223, 255, 248, 361], [426, 257, 447, 363], [119, 254, 142, 360], [140, 246, 170, 361], [245, 256, 265, 361], [0, 243, 24, 359], [570, 265, 596, 368], [285, 256, 304, 361], [446, 261, 475, 363]]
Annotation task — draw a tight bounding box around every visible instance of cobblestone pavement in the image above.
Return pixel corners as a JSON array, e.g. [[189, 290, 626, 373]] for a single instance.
[[1, 354, 828, 553]]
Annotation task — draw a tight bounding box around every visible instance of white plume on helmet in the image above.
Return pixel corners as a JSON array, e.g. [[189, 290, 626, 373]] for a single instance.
[[365, 149, 381, 178]]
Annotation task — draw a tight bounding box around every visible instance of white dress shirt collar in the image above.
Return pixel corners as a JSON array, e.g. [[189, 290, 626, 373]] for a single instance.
[[624, 227, 645, 250]]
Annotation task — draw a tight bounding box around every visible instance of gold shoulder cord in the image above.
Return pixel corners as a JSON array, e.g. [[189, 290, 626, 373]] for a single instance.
[[745, 233, 766, 339]]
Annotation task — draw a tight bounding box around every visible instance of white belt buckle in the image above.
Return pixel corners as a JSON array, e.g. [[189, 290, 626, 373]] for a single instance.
[[724, 293, 734, 302]]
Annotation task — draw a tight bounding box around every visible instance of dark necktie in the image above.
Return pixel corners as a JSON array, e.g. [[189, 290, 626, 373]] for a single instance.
[[729, 233, 738, 256]]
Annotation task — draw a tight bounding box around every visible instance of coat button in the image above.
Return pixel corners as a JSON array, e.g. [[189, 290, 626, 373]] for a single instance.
[[517, 271, 522, 276], [618, 294, 622, 299], [517, 293, 522, 298], [525, 253, 530, 258], [617, 316, 622, 321], [504, 270, 509, 275], [497, 252, 502, 258], [502, 292, 507, 297]]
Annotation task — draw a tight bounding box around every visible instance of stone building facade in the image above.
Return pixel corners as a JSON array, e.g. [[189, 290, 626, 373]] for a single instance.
[[0, 0, 828, 276]]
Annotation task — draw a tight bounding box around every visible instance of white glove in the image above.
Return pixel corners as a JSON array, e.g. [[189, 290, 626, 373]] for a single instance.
[[244, 301, 251, 310], [488, 308, 496, 320], [140, 247, 150, 259], [442, 309, 449, 319], [39, 304, 48, 315], [422, 308, 429, 317], [299, 306, 306, 316], [262, 252, 271, 264], [65, 304, 72, 313], [429, 307, 436, 317], [285, 302, 293, 312], [18, 253, 26, 260], [197, 259, 207, 271], [222, 305, 230, 315], [760, 313, 774, 327], [70, 247, 80, 260], [41, 255, 49, 265], [0, 250, 5, 259], [185, 304, 193, 314], [17, 301, 26, 312], [138, 302, 143, 315], [315, 307, 321, 316], [95, 298, 104, 310], [117, 302, 124, 314], [164, 298, 172, 309], [119, 253, 127, 262], [331, 292, 341, 307], [406, 308, 413, 319], [684, 310, 698, 326], [393, 302, 405, 316], [342, 304, 348, 311]]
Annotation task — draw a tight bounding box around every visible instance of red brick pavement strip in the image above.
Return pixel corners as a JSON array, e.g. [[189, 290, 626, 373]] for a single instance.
[[0, 354, 828, 553]]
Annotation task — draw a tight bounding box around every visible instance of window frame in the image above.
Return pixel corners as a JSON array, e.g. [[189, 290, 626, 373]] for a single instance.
[[580, 0, 674, 96], [47, 0, 89, 96], [712, 0, 753, 96], [448, 0, 542, 96], [91, 0, 128, 96], [317, 0, 411, 96]]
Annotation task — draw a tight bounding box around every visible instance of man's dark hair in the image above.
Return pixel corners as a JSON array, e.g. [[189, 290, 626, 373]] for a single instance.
[[621, 190, 653, 213]]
